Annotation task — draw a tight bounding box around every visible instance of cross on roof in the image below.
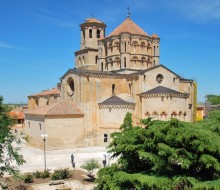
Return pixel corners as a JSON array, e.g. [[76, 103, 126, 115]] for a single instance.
[[127, 7, 131, 18]]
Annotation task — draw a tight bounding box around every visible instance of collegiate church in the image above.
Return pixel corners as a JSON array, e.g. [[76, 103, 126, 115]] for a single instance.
[[25, 15, 196, 150]]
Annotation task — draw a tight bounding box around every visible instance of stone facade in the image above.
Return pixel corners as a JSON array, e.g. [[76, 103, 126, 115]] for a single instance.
[[25, 16, 196, 150]]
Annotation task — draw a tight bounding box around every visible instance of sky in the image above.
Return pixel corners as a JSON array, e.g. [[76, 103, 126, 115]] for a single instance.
[[0, 0, 220, 104]]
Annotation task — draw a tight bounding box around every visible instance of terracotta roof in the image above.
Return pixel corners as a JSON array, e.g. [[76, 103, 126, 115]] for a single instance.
[[28, 88, 60, 97], [85, 18, 104, 24], [26, 101, 83, 116], [108, 18, 149, 37], [152, 33, 159, 38], [138, 86, 189, 97], [99, 95, 134, 106], [10, 110, 24, 119]]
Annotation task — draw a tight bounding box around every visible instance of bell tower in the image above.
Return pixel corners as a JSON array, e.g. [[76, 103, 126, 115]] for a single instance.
[[80, 18, 106, 50], [75, 18, 106, 70]]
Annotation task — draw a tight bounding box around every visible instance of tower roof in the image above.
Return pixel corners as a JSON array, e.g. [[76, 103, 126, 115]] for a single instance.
[[108, 17, 149, 37], [80, 17, 106, 27]]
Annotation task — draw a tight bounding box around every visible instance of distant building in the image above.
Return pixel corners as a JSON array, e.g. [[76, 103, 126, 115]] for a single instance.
[[25, 16, 197, 150], [196, 105, 205, 121], [10, 107, 26, 128]]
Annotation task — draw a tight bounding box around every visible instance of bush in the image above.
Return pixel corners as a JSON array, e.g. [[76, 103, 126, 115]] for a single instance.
[[33, 170, 50, 179], [81, 159, 100, 181], [51, 168, 71, 180], [33, 171, 41, 178], [41, 170, 50, 179], [23, 173, 33, 183]]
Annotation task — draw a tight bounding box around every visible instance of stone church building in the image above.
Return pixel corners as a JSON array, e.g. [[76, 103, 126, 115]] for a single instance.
[[25, 16, 196, 150]]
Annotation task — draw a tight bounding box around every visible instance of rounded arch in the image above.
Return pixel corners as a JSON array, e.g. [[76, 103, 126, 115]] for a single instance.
[[132, 41, 138, 46], [67, 77, 75, 96], [97, 29, 101, 38], [132, 56, 138, 60], [161, 111, 167, 116], [89, 29, 92, 38]]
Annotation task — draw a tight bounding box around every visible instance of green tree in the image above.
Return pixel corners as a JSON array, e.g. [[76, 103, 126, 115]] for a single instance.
[[96, 114, 220, 189], [206, 94, 220, 105], [0, 96, 25, 177]]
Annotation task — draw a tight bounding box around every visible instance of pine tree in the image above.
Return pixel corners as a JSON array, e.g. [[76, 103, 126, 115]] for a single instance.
[[96, 112, 220, 189]]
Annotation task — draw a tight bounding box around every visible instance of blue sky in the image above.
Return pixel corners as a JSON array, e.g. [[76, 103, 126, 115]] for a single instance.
[[0, 0, 220, 104]]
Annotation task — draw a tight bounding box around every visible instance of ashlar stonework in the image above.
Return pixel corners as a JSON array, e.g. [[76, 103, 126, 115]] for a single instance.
[[25, 16, 196, 150]]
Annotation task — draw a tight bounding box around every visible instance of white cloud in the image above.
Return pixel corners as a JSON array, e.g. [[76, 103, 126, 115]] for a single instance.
[[167, 0, 220, 22], [0, 42, 17, 49]]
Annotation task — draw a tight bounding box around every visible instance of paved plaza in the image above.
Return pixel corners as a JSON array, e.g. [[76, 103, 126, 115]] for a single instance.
[[11, 139, 114, 190]]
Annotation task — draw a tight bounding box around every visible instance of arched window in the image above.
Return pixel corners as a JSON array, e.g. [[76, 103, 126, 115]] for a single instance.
[[83, 30, 85, 39], [67, 77, 75, 96], [101, 62, 103, 71], [95, 55, 98, 64], [141, 57, 146, 64], [89, 29, 92, 38], [114, 42, 119, 50], [154, 46, 156, 56], [112, 84, 115, 94], [115, 57, 120, 65], [132, 56, 138, 65], [35, 99, 38, 106], [132, 41, 138, 52], [124, 57, 126, 68], [124, 42, 126, 52], [97, 29, 100, 38], [140, 42, 145, 50], [39, 123, 41, 130], [82, 56, 85, 64]]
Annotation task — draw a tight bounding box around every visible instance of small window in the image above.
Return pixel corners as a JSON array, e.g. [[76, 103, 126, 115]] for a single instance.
[[67, 77, 75, 96], [104, 134, 108, 142], [83, 30, 85, 39], [39, 123, 41, 130], [101, 62, 103, 71], [112, 84, 115, 94], [124, 58, 126, 68], [95, 55, 98, 64], [89, 29, 92, 38], [97, 29, 100, 38], [28, 121, 30, 128]]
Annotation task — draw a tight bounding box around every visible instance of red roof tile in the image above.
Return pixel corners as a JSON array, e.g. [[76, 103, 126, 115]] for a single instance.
[[29, 88, 60, 97], [108, 18, 148, 37], [10, 110, 24, 119], [26, 101, 83, 116], [85, 18, 104, 24]]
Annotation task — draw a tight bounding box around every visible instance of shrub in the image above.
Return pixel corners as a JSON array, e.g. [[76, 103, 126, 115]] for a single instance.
[[23, 173, 33, 183], [33, 171, 41, 178], [41, 170, 50, 179], [33, 170, 50, 179], [81, 159, 100, 181], [51, 168, 71, 180]]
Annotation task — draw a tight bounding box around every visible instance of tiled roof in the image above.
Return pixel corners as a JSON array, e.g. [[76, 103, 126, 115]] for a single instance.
[[108, 18, 148, 37], [85, 18, 105, 24], [99, 95, 134, 106], [152, 33, 159, 38], [26, 101, 83, 116], [138, 86, 188, 97], [10, 110, 24, 119], [28, 88, 60, 97]]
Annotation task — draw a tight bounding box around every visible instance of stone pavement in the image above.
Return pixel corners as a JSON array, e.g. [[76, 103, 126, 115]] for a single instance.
[[13, 141, 114, 190], [18, 142, 109, 173]]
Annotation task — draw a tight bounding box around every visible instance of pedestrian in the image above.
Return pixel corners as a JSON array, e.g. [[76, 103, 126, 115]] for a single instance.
[[71, 154, 75, 169]]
